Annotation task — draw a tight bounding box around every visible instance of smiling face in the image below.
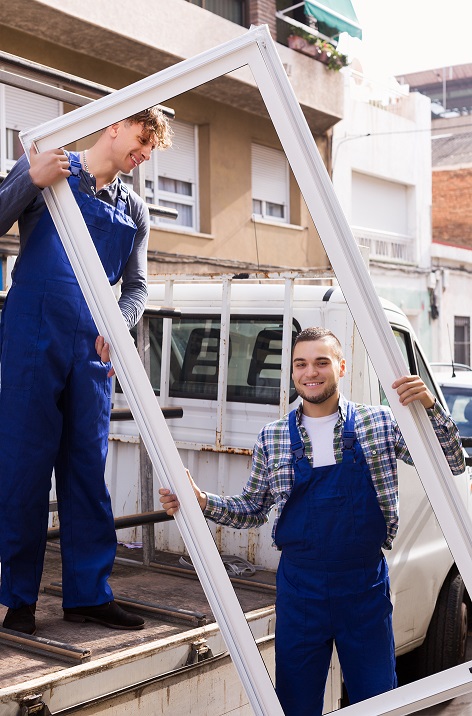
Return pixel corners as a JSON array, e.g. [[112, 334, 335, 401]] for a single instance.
[[109, 120, 157, 174], [292, 338, 346, 416]]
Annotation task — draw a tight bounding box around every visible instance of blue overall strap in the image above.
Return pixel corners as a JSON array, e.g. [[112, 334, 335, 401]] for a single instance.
[[68, 151, 82, 178], [288, 409, 305, 462], [342, 401, 357, 451], [116, 179, 129, 214]]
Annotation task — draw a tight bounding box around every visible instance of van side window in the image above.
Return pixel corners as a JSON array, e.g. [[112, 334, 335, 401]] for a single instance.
[[167, 316, 299, 404], [378, 330, 443, 408], [119, 315, 299, 405], [414, 343, 444, 407], [379, 328, 415, 406]]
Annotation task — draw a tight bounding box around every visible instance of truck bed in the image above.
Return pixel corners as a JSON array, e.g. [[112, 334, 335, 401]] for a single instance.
[[0, 543, 276, 693]]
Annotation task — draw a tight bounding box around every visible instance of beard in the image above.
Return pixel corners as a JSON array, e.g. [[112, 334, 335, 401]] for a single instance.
[[296, 381, 338, 405]]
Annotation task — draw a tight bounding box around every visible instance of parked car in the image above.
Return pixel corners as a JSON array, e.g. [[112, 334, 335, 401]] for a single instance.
[[430, 362, 472, 375], [433, 370, 472, 456]]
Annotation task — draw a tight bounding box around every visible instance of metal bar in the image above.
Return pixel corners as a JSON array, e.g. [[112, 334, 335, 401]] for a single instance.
[[47, 509, 173, 541], [110, 406, 183, 421], [111, 596, 206, 626], [149, 561, 276, 593], [216, 278, 231, 448], [279, 277, 294, 418], [0, 49, 175, 118], [44, 584, 206, 627], [142, 305, 181, 318], [136, 311, 155, 566], [148, 204, 178, 219], [0, 68, 92, 106], [159, 279, 174, 407], [0, 627, 91, 664]]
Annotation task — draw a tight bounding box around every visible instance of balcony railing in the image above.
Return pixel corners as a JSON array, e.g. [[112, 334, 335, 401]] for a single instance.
[[352, 226, 415, 264]]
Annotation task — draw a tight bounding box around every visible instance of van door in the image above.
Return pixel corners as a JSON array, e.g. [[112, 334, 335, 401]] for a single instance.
[[375, 324, 454, 655]]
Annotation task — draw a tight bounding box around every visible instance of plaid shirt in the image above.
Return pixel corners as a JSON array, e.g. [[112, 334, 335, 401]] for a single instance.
[[204, 395, 465, 549]]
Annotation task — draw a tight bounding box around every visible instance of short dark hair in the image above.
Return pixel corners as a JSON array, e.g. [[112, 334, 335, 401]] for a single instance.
[[293, 327, 343, 361], [124, 106, 173, 150]]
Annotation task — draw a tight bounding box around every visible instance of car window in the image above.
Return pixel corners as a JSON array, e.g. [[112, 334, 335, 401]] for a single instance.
[[414, 344, 444, 406], [167, 316, 300, 404], [379, 328, 415, 406], [119, 314, 300, 405], [440, 385, 472, 436]]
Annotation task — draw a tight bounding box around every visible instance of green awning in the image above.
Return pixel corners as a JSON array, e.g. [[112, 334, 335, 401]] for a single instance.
[[304, 0, 362, 39]]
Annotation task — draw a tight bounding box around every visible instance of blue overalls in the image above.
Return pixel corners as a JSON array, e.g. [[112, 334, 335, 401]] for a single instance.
[[274, 404, 397, 715], [0, 152, 137, 609]]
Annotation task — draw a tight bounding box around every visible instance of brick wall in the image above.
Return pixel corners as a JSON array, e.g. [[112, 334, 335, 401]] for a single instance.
[[433, 167, 472, 248], [248, 0, 277, 38]]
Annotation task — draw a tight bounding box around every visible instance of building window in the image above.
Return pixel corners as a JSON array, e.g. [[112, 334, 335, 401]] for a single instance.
[[6, 129, 23, 162], [454, 316, 471, 366], [156, 120, 198, 231], [350, 172, 414, 263], [1, 84, 62, 173], [185, 0, 247, 25], [252, 143, 289, 223]]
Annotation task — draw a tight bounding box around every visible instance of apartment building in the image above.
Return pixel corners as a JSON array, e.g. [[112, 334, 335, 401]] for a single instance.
[[0, 0, 357, 280]]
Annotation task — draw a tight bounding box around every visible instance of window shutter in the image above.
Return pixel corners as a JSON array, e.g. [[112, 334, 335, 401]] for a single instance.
[[5, 85, 61, 130], [251, 143, 288, 205], [156, 120, 196, 183]]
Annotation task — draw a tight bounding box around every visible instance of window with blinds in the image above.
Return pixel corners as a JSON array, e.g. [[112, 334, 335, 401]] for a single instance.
[[156, 120, 198, 231], [1, 85, 62, 171], [185, 0, 247, 26], [455, 316, 471, 366], [251, 143, 289, 223]]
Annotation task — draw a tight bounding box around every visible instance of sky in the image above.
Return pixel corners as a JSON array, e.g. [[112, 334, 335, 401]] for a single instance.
[[337, 0, 472, 80]]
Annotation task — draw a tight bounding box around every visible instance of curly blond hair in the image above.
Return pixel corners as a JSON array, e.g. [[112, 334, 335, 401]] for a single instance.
[[125, 106, 173, 150]]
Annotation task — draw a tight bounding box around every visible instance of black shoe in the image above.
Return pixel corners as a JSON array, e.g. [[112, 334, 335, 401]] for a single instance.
[[3, 603, 37, 635], [63, 601, 144, 630]]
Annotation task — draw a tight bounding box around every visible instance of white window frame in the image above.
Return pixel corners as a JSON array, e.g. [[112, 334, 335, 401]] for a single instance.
[[252, 142, 290, 223], [20, 25, 472, 715]]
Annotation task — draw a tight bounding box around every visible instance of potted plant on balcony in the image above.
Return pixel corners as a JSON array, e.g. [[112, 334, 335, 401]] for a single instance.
[[287, 27, 348, 71]]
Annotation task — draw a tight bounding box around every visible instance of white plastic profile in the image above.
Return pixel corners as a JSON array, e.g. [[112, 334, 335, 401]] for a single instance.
[[20, 24, 472, 715]]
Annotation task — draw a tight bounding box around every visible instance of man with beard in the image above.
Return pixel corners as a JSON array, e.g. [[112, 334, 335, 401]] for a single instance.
[[159, 326, 465, 715]]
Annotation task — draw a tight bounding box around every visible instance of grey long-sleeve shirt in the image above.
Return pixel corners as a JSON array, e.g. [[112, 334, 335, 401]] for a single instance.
[[0, 153, 149, 328]]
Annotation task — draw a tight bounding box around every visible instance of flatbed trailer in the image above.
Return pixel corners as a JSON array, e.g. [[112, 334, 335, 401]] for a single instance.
[[0, 544, 281, 715]]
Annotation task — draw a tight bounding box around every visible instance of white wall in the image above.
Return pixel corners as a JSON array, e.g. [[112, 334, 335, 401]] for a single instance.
[[332, 71, 434, 353]]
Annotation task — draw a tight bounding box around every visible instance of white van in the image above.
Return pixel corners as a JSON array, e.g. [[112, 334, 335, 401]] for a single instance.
[[0, 276, 470, 714], [110, 276, 470, 704]]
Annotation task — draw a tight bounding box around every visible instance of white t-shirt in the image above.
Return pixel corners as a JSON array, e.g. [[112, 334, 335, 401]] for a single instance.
[[301, 411, 338, 468]]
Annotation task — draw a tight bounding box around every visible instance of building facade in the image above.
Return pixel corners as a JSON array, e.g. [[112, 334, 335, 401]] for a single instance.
[[398, 65, 472, 366], [332, 69, 434, 354], [0, 0, 352, 282]]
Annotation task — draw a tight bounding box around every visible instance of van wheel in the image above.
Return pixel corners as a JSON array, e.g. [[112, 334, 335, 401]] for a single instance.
[[415, 568, 468, 679]]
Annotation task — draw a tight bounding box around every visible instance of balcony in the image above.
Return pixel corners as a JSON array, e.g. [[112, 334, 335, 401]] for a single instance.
[[0, 0, 344, 135], [352, 226, 415, 264]]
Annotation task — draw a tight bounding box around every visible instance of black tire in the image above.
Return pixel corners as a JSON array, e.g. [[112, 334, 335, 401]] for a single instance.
[[415, 567, 468, 679]]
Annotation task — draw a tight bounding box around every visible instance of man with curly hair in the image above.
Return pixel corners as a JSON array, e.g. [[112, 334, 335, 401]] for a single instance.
[[0, 107, 172, 635]]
